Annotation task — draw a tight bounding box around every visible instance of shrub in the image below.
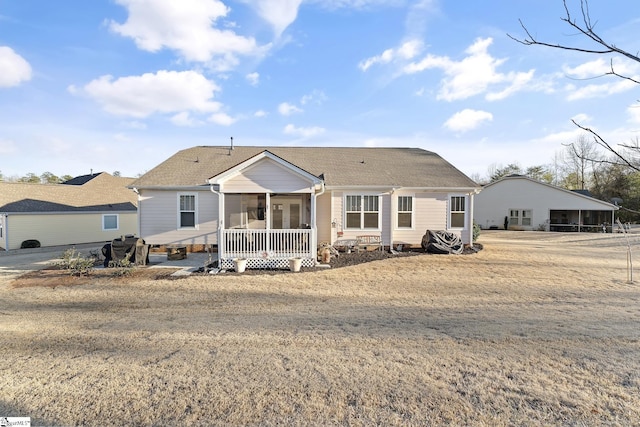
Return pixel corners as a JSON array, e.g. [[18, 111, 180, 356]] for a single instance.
[[54, 248, 95, 276], [108, 257, 134, 277], [473, 221, 481, 241], [21, 239, 41, 249]]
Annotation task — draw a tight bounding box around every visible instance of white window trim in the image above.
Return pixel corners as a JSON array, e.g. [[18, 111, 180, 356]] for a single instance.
[[177, 193, 199, 230], [102, 214, 119, 231], [343, 194, 382, 231], [448, 194, 468, 230], [509, 208, 532, 226], [395, 194, 415, 230]]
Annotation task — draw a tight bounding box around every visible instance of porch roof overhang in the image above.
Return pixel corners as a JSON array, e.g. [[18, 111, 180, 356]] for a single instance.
[[325, 185, 480, 193], [208, 150, 323, 192]]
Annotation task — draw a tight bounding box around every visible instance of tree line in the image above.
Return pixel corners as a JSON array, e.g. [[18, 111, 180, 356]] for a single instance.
[[0, 170, 122, 184]]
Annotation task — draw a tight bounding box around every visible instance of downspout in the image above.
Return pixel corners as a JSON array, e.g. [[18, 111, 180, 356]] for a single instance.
[[469, 189, 480, 245], [132, 188, 141, 238], [210, 184, 223, 266], [389, 188, 397, 252]]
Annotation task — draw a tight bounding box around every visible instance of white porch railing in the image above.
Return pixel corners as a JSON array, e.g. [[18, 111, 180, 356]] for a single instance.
[[219, 229, 314, 268]]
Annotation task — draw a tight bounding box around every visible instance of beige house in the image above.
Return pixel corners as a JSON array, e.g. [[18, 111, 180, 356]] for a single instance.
[[0, 172, 138, 250], [131, 146, 479, 269]]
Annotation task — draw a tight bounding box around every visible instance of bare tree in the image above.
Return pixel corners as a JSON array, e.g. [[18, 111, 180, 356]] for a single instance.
[[508, 0, 640, 171], [562, 134, 601, 189]]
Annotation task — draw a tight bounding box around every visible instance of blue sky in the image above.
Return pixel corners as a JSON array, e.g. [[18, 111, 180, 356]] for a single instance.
[[1, 0, 639, 180]]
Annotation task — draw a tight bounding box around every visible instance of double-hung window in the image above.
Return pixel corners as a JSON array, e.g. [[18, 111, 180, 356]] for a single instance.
[[102, 214, 119, 231], [397, 196, 413, 228], [449, 195, 466, 229], [179, 194, 197, 228], [510, 209, 532, 226], [345, 195, 380, 229]]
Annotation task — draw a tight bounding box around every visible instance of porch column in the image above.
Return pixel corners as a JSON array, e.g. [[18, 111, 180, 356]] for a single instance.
[[265, 193, 271, 230], [578, 210, 582, 232], [311, 190, 317, 264]]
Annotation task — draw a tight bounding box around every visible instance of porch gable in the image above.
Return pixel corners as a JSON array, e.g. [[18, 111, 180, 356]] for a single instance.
[[209, 150, 322, 193]]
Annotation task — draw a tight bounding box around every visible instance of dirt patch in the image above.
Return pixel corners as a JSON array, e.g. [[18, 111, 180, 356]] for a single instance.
[[11, 267, 181, 289]]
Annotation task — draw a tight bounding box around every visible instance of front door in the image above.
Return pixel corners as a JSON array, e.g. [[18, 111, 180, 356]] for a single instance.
[[271, 198, 301, 229]]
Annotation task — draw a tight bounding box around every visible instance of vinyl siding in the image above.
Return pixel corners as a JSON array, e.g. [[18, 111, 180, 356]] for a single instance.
[[222, 158, 313, 193], [316, 192, 332, 243], [4, 212, 137, 250], [393, 192, 447, 246], [138, 189, 218, 245], [474, 177, 617, 231]]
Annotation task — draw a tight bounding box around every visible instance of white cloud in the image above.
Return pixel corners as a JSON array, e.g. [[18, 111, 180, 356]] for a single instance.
[[443, 109, 493, 133], [251, 0, 303, 37], [278, 102, 303, 116], [171, 111, 202, 127], [563, 58, 611, 79], [254, 110, 268, 117], [310, 0, 404, 10], [76, 70, 223, 118], [359, 39, 422, 71], [571, 113, 591, 124], [627, 104, 640, 124], [246, 72, 260, 86], [0, 46, 32, 87], [283, 124, 325, 137], [565, 78, 637, 101], [124, 120, 148, 130], [403, 37, 535, 101], [110, 0, 264, 69], [300, 89, 327, 105], [209, 112, 236, 126], [486, 70, 534, 101], [562, 58, 640, 100]]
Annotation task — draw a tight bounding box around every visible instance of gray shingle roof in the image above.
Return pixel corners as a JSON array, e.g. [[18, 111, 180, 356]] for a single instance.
[[0, 172, 138, 213], [131, 146, 478, 189]]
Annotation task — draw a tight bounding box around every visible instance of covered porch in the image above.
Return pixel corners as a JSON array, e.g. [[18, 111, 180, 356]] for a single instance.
[[549, 209, 616, 232], [208, 150, 324, 270], [218, 193, 315, 269]]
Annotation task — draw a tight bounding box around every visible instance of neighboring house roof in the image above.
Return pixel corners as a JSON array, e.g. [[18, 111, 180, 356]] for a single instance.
[[482, 175, 618, 210], [131, 146, 479, 189], [61, 172, 102, 185], [0, 172, 138, 213]]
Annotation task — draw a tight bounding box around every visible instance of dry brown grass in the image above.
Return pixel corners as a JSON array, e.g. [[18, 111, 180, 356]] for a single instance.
[[1, 231, 640, 426]]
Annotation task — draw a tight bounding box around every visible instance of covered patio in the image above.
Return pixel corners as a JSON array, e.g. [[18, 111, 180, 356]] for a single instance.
[[549, 209, 616, 232]]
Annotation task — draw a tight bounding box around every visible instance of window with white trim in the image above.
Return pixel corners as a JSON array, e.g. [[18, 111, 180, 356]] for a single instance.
[[179, 194, 197, 228], [102, 214, 119, 231], [510, 209, 532, 226], [345, 195, 380, 229], [449, 195, 466, 228], [397, 196, 413, 228]]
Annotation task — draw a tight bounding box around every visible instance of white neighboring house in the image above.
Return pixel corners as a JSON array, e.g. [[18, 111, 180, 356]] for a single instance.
[[130, 146, 480, 269], [0, 172, 138, 251], [474, 175, 618, 232]]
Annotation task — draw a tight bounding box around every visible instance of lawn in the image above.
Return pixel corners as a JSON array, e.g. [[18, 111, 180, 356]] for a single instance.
[[1, 231, 639, 426]]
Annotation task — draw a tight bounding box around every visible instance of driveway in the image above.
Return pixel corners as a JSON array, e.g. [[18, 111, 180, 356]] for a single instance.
[[0, 243, 213, 284]]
